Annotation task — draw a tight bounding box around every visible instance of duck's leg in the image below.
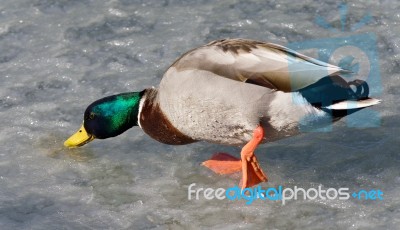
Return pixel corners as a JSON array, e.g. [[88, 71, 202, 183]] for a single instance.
[[202, 126, 268, 188], [239, 126, 268, 189]]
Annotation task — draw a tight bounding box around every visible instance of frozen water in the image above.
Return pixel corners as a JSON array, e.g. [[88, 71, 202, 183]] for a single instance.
[[0, 0, 399, 229]]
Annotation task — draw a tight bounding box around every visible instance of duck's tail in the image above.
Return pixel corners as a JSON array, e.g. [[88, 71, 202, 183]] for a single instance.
[[298, 76, 381, 118], [324, 97, 381, 118], [325, 97, 381, 110]]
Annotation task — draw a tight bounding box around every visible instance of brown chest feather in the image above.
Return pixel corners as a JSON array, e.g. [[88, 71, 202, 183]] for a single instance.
[[139, 99, 196, 145]]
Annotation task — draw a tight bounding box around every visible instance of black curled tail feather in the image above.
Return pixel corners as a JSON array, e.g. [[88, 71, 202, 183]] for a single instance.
[[298, 75, 370, 109], [297, 75, 378, 118], [348, 79, 369, 99]]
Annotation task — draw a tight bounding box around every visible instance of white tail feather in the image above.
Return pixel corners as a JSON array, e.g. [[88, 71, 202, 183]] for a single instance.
[[325, 98, 381, 110]]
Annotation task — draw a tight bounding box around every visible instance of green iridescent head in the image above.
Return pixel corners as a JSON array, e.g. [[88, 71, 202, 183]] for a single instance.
[[64, 91, 144, 147]]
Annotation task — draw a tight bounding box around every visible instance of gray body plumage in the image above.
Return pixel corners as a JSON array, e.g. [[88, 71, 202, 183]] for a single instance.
[[158, 68, 327, 145]]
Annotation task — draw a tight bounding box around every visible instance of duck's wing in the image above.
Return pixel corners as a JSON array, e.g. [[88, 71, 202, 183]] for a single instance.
[[169, 38, 348, 92]]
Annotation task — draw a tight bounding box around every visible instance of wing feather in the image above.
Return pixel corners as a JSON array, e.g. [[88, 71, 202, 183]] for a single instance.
[[168, 39, 347, 92]]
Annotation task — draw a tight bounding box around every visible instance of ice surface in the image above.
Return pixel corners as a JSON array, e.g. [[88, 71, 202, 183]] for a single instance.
[[0, 0, 399, 229]]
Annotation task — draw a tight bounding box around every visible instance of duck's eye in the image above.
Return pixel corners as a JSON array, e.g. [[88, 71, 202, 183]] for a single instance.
[[89, 113, 96, 120]]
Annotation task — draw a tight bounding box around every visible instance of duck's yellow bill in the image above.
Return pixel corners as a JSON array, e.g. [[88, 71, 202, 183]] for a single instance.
[[64, 124, 95, 147]]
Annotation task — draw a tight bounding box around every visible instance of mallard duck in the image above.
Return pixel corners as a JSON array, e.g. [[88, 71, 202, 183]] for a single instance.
[[64, 39, 380, 188]]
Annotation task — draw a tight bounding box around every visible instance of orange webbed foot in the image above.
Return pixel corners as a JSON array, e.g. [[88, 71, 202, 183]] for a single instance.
[[202, 126, 268, 189], [240, 126, 268, 189], [240, 154, 268, 188], [202, 152, 241, 175]]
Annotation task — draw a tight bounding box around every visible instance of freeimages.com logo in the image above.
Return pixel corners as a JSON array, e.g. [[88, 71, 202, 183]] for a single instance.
[[287, 3, 382, 132], [187, 183, 384, 205]]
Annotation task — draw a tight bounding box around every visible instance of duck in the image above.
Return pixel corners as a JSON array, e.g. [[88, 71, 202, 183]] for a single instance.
[[64, 38, 381, 189]]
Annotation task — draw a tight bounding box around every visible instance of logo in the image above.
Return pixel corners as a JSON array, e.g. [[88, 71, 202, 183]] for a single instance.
[[287, 3, 382, 132], [187, 183, 384, 205]]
